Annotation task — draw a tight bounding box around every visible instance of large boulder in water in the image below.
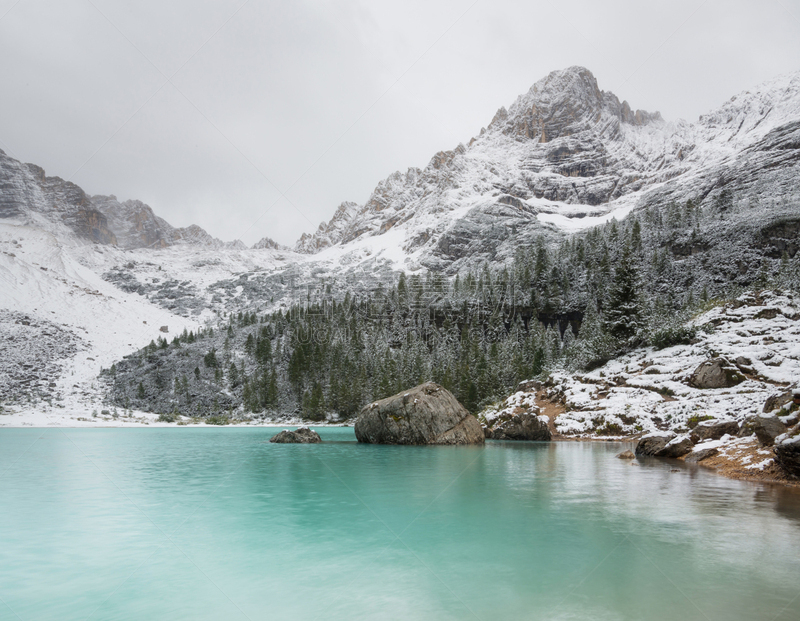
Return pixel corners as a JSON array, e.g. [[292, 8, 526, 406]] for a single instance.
[[269, 427, 322, 444], [355, 382, 484, 445], [657, 435, 693, 458], [635, 432, 676, 456]]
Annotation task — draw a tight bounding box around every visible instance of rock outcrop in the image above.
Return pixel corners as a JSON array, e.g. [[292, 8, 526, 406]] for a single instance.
[[688, 358, 745, 389], [269, 427, 322, 444], [690, 419, 739, 444], [354, 382, 484, 445], [774, 433, 800, 477], [483, 410, 551, 441], [480, 390, 551, 441], [763, 389, 794, 413], [636, 433, 693, 458]]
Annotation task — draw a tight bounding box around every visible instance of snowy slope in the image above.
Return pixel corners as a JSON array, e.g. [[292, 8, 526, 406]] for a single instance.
[[0, 218, 201, 418]]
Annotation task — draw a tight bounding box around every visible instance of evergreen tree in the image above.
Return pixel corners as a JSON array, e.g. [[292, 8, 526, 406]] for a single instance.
[[603, 245, 644, 345]]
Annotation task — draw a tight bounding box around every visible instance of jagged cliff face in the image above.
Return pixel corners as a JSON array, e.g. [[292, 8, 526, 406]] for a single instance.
[[292, 66, 800, 270], [0, 152, 116, 244], [92, 195, 244, 250], [252, 236, 289, 251], [0, 150, 246, 250]]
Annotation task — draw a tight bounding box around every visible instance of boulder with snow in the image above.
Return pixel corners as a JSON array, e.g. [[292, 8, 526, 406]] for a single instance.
[[635, 432, 676, 456], [774, 432, 800, 477], [690, 419, 739, 444], [269, 427, 322, 444], [763, 389, 794, 414], [688, 358, 745, 389], [355, 382, 484, 445], [748, 414, 788, 446], [480, 391, 551, 441], [657, 435, 694, 458]]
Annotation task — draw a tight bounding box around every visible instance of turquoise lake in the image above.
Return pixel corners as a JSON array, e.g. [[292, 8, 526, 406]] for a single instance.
[[1, 427, 799, 620]]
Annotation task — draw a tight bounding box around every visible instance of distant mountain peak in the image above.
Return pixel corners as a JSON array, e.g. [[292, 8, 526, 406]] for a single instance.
[[288, 66, 799, 269], [492, 66, 662, 142]]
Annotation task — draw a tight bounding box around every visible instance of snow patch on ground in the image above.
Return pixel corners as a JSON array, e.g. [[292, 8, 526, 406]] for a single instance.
[[545, 290, 800, 438]]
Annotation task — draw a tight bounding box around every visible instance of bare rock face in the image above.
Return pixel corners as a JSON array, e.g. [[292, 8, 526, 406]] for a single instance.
[[635, 432, 676, 456], [354, 382, 484, 445], [269, 427, 322, 444], [690, 419, 739, 444], [688, 358, 745, 389]]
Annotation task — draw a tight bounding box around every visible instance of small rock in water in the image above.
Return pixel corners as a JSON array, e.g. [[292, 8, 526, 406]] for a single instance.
[[269, 427, 322, 444], [616, 450, 635, 459]]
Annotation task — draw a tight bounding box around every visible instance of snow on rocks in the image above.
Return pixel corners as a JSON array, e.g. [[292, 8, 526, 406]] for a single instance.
[[0, 310, 84, 403], [479, 390, 551, 441], [551, 290, 800, 442], [0, 220, 200, 425]]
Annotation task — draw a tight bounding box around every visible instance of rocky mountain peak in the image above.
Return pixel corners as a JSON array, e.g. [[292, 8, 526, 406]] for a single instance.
[[492, 66, 662, 142], [252, 236, 289, 251]]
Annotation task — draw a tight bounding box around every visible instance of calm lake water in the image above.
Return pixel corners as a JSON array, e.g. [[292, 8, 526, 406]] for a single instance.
[[1, 427, 799, 621]]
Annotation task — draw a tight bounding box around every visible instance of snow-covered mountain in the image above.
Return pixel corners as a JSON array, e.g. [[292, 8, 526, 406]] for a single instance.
[[294, 66, 800, 270], [0, 149, 245, 251]]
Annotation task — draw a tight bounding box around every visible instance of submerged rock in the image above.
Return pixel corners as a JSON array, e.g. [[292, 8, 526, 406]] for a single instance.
[[354, 382, 484, 445], [688, 358, 745, 389], [269, 427, 322, 444], [616, 450, 635, 459], [635, 432, 676, 456]]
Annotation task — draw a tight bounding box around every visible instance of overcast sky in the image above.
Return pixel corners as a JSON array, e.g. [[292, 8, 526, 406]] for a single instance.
[[1, 0, 799, 246]]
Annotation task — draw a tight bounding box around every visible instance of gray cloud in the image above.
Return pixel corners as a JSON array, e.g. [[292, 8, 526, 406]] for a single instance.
[[1, 0, 798, 245]]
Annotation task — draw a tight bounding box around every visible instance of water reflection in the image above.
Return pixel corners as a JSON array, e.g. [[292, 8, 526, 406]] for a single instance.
[[0, 428, 798, 621]]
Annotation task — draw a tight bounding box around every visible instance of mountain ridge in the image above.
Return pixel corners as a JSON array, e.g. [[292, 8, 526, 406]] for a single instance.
[[291, 66, 800, 271]]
